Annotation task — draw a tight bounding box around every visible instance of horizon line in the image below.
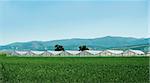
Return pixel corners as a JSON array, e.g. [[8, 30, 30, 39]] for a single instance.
[[1, 35, 149, 46]]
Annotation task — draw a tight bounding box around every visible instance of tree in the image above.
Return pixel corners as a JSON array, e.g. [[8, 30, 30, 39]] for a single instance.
[[54, 44, 65, 51], [79, 45, 89, 51]]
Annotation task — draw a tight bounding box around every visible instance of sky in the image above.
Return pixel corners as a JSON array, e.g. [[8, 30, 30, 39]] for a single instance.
[[0, 0, 149, 45]]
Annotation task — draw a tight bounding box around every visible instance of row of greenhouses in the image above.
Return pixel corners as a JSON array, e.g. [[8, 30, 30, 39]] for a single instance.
[[5, 50, 150, 57]]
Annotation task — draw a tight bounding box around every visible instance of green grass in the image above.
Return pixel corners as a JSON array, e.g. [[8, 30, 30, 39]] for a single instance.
[[0, 55, 149, 83]]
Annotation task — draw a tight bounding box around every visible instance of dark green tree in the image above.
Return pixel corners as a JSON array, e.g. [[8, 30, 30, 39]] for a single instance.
[[79, 45, 89, 51], [54, 44, 65, 51]]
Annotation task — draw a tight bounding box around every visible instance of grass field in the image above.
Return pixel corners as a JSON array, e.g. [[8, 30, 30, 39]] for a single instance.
[[0, 54, 149, 83]]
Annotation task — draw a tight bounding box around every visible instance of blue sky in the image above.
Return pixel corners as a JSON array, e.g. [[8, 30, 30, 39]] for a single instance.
[[0, 0, 148, 45]]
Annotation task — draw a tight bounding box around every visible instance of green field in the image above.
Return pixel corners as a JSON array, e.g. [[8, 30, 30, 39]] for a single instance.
[[0, 55, 149, 83]]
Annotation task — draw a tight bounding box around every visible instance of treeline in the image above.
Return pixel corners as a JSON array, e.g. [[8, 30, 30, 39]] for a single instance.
[[55, 44, 89, 51]]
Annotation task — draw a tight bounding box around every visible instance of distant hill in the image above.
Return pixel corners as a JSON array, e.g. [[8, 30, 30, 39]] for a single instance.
[[111, 44, 150, 52], [0, 36, 149, 51]]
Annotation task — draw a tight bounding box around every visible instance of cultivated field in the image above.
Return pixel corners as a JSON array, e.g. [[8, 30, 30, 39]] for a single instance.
[[0, 54, 149, 83]]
